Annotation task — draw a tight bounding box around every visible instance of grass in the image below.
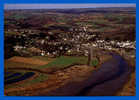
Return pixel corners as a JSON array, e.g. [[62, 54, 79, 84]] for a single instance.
[[39, 56, 88, 69]]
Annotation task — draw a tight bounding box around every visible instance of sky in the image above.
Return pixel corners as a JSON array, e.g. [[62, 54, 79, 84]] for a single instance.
[[4, 4, 136, 10]]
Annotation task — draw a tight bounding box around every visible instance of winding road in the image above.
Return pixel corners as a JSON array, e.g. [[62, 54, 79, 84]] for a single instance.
[[39, 53, 131, 96]]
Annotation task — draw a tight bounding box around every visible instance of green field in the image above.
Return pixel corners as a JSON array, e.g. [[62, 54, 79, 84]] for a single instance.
[[5, 56, 99, 70], [39, 56, 88, 69]]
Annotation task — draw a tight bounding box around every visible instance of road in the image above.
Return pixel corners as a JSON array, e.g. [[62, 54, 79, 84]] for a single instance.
[[39, 53, 131, 96]]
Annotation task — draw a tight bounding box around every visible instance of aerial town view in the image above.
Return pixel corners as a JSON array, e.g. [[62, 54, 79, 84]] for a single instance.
[[4, 4, 136, 96]]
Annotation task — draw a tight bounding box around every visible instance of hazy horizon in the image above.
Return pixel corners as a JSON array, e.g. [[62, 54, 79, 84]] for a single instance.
[[4, 4, 136, 10]]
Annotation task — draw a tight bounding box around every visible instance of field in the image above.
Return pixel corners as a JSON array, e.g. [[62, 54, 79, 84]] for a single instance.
[[5, 55, 102, 95]]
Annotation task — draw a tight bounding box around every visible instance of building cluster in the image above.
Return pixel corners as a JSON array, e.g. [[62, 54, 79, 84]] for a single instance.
[[9, 26, 136, 58], [91, 40, 136, 50]]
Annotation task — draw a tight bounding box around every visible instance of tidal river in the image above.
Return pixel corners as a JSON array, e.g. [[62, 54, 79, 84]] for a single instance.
[[43, 53, 131, 96]]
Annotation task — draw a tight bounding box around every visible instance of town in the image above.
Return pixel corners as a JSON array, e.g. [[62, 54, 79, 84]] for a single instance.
[[5, 26, 136, 60]]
